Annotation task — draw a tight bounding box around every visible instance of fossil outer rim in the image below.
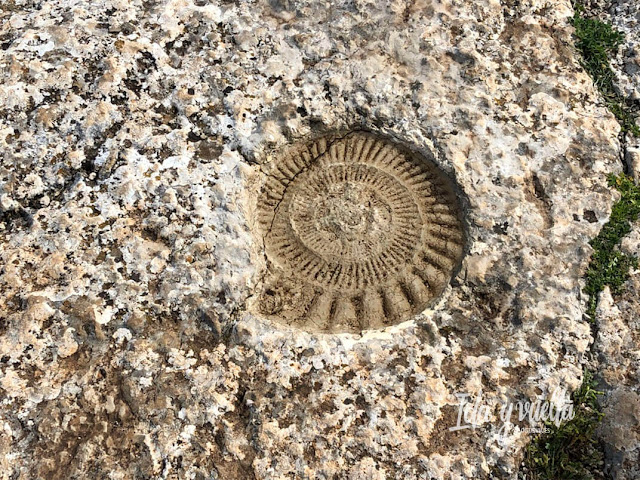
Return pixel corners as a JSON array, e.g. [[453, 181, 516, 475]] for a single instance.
[[255, 131, 465, 334]]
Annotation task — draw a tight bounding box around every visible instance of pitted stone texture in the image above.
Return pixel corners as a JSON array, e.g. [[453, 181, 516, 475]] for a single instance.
[[625, 145, 640, 184], [606, 0, 640, 182], [255, 132, 464, 333], [607, 0, 640, 102], [594, 219, 640, 480], [595, 281, 640, 480], [0, 0, 623, 479]]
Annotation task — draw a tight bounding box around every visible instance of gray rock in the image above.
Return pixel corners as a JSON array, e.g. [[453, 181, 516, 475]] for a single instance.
[[609, 0, 640, 101], [625, 144, 640, 184], [595, 279, 640, 480]]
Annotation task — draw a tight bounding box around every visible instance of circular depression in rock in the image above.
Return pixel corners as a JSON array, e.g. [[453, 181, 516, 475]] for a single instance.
[[254, 131, 465, 333]]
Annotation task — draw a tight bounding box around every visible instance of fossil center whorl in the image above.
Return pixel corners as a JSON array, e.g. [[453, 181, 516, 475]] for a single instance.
[[311, 181, 391, 239], [255, 131, 465, 334], [288, 164, 421, 268]]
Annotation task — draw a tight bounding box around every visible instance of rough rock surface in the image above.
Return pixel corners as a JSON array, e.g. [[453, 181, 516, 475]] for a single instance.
[[595, 283, 640, 480], [608, 0, 640, 103], [593, 4, 640, 478], [0, 0, 622, 479], [595, 222, 640, 480], [606, 0, 640, 181]]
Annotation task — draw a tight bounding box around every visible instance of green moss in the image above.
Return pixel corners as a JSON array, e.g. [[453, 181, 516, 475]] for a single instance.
[[572, 4, 640, 136], [585, 174, 640, 320], [524, 370, 605, 480]]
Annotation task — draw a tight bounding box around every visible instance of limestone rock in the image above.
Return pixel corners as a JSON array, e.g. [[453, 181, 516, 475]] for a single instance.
[[0, 0, 622, 478], [595, 279, 640, 480], [626, 145, 640, 184], [609, 0, 640, 102]]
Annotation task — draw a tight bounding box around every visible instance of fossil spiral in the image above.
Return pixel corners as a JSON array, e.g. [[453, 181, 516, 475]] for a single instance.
[[255, 131, 464, 333]]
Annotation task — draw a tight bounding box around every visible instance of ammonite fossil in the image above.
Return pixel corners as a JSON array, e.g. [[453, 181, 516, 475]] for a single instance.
[[254, 131, 464, 333]]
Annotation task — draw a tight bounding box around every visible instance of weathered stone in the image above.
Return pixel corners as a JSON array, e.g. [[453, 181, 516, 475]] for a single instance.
[[595, 279, 640, 480], [609, 0, 640, 102], [0, 0, 623, 478], [625, 145, 640, 184]]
